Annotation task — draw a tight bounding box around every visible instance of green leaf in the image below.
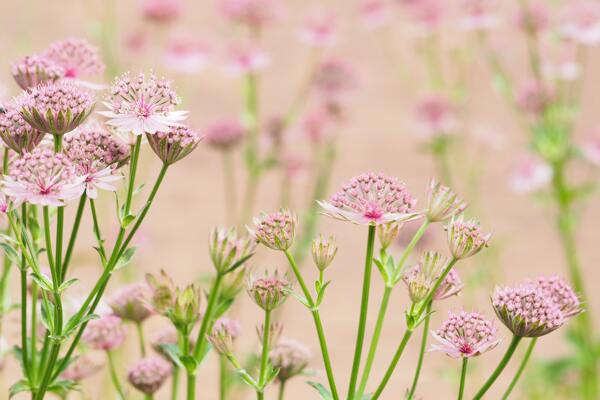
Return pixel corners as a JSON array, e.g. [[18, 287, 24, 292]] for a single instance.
[[40, 300, 55, 333], [58, 278, 79, 294], [0, 242, 20, 267], [316, 281, 331, 307], [160, 343, 184, 368], [120, 214, 136, 229], [30, 272, 54, 292], [48, 379, 80, 395], [9, 380, 30, 398], [213, 298, 234, 320], [180, 355, 199, 374], [264, 365, 280, 386], [114, 247, 136, 270], [235, 368, 259, 389], [225, 253, 254, 274], [64, 313, 99, 337], [307, 381, 333, 400]]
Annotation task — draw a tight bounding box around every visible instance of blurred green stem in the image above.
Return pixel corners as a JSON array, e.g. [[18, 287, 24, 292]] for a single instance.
[[136, 321, 146, 356], [370, 329, 413, 400], [407, 302, 433, 399], [458, 357, 468, 400], [473, 335, 522, 399], [502, 338, 537, 399], [107, 350, 126, 399], [256, 309, 272, 400]]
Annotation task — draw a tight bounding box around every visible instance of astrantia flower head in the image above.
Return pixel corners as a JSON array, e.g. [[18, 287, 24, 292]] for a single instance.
[[515, 2, 549, 34], [164, 37, 211, 75], [313, 58, 358, 102], [82, 314, 127, 350], [147, 270, 202, 330], [64, 122, 129, 198], [269, 338, 311, 381], [492, 283, 565, 337], [312, 235, 337, 271], [60, 355, 103, 381], [248, 209, 297, 251], [98, 72, 187, 136], [208, 317, 242, 356], [403, 251, 462, 302], [225, 45, 271, 76], [414, 95, 456, 139], [446, 216, 491, 259], [43, 37, 105, 78], [0, 103, 46, 154], [559, 1, 600, 45], [204, 118, 246, 150], [11, 55, 65, 91], [319, 172, 419, 225], [3, 148, 85, 206], [146, 125, 202, 165], [141, 0, 184, 23], [257, 321, 284, 348], [426, 179, 468, 222], [430, 311, 499, 358], [510, 156, 552, 194], [535, 275, 581, 318], [108, 283, 154, 323], [218, 0, 283, 29], [209, 227, 256, 274], [516, 80, 555, 117], [247, 270, 292, 311], [19, 80, 95, 135], [127, 356, 173, 395], [298, 10, 338, 48]]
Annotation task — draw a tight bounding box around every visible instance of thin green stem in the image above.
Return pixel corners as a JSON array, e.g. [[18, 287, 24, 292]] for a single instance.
[[502, 338, 537, 400], [417, 257, 458, 316], [395, 220, 430, 280], [20, 267, 30, 380], [125, 135, 142, 214], [30, 283, 38, 383], [89, 199, 106, 260], [192, 273, 223, 358], [370, 329, 414, 400], [458, 357, 468, 400], [257, 309, 272, 398], [55, 206, 64, 281], [107, 350, 126, 399], [473, 335, 522, 399], [62, 195, 87, 279], [136, 321, 146, 356], [219, 355, 228, 400], [171, 363, 180, 400], [407, 302, 432, 399], [278, 380, 287, 400], [42, 207, 55, 273]]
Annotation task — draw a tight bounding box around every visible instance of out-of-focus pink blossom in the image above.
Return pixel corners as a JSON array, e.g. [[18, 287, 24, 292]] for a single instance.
[[298, 11, 338, 48], [141, 0, 184, 24], [61, 355, 103, 381], [515, 2, 549, 34], [224, 45, 271, 75], [205, 118, 246, 150], [164, 37, 211, 75], [302, 108, 335, 144], [11, 55, 65, 91], [559, 1, 600, 45], [509, 156, 552, 194], [515, 80, 555, 117], [358, 0, 391, 31], [582, 135, 600, 166], [124, 31, 149, 55], [399, 0, 447, 33], [127, 356, 173, 395], [542, 44, 580, 82], [217, 0, 284, 29], [414, 95, 457, 139], [313, 58, 358, 103], [457, 0, 499, 32], [82, 315, 127, 350], [43, 37, 105, 79]]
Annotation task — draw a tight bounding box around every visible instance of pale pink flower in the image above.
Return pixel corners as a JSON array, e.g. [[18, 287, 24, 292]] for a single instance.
[[319, 172, 419, 225], [3, 148, 85, 206], [559, 1, 600, 45], [64, 122, 129, 198], [302, 108, 335, 144], [535, 275, 581, 319], [108, 283, 154, 323], [146, 125, 202, 165], [0, 192, 9, 214], [98, 72, 187, 136], [582, 135, 600, 166], [400, 0, 447, 33], [127, 356, 173, 395], [313, 58, 358, 103], [298, 11, 338, 48], [457, 0, 499, 32], [217, 0, 284, 29], [509, 156, 552, 194], [542, 45, 580, 81], [358, 0, 391, 31], [11, 55, 65, 91], [124, 31, 149, 55], [414, 95, 457, 139], [141, 0, 184, 24], [19, 80, 95, 135], [43, 37, 105, 79], [82, 315, 127, 350], [248, 209, 297, 251], [403, 253, 463, 301], [515, 2, 549, 34], [204, 118, 246, 150], [225, 45, 271, 76], [269, 338, 311, 381], [214, 317, 242, 339], [515, 80, 555, 116], [61, 355, 103, 381], [247, 269, 292, 311], [281, 152, 309, 182], [446, 216, 491, 260], [430, 311, 499, 358], [0, 103, 46, 154], [164, 37, 211, 75]]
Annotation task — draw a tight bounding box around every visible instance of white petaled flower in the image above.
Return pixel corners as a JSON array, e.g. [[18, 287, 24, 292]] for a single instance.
[[98, 72, 188, 136]]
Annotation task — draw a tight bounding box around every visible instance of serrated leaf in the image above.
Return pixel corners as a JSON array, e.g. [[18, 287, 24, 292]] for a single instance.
[[307, 381, 333, 400], [9, 380, 30, 398], [114, 247, 136, 270]]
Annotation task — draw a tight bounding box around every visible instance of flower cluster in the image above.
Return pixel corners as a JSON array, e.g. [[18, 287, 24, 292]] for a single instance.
[[269, 338, 311, 381], [430, 311, 499, 358], [208, 317, 242, 356], [108, 282, 154, 323], [403, 252, 463, 302], [0, 103, 46, 154], [11, 55, 65, 91], [248, 209, 297, 251], [82, 315, 127, 351], [146, 125, 202, 165], [127, 356, 173, 395], [247, 270, 292, 311], [204, 118, 246, 150], [446, 216, 491, 260], [43, 37, 105, 79], [209, 227, 256, 274]]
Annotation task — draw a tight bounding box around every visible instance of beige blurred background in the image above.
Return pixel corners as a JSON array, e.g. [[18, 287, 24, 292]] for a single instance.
[[1, 0, 600, 399]]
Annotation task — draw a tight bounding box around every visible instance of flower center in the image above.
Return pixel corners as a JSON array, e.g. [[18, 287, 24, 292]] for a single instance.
[[363, 202, 383, 221], [65, 67, 78, 78], [459, 342, 473, 356]]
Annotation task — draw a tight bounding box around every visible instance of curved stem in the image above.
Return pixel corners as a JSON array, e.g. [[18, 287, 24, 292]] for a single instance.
[[192, 273, 223, 358], [107, 350, 126, 399], [136, 321, 146, 356], [370, 329, 414, 400], [458, 357, 468, 400], [502, 338, 537, 400], [347, 225, 376, 400], [407, 302, 432, 399], [473, 335, 522, 399]]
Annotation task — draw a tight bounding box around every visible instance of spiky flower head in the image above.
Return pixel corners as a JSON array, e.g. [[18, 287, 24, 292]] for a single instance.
[[426, 179, 468, 222], [534, 275, 582, 318], [146, 269, 177, 315], [108, 283, 154, 323], [247, 270, 292, 311], [127, 356, 173, 395], [430, 311, 499, 358], [269, 338, 311, 381], [208, 318, 242, 356], [319, 172, 419, 225], [492, 281, 567, 337], [146, 125, 202, 165], [98, 72, 187, 136], [60, 355, 103, 381], [218, 0, 283, 29], [377, 222, 402, 250], [204, 118, 246, 150], [446, 216, 491, 260], [82, 314, 127, 350], [403, 251, 462, 303], [209, 227, 256, 274], [257, 321, 283, 349], [0, 103, 46, 154], [312, 235, 337, 271], [11, 55, 65, 91], [43, 37, 105, 78], [19, 80, 95, 135], [3, 148, 85, 206], [248, 209, 297, 251]]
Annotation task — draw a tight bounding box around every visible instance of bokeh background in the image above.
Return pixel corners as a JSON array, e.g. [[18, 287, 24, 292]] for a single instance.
[[1, 0, 600, 399]]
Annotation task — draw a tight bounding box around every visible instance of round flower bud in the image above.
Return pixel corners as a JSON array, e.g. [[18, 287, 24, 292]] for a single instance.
[[247, 270, 291, 311], [269, 338, 311, 381], [312, 235, 337, 271], [446, 216, 491, 260], [425, 179, 468, 222], [108, 283, 154, 323], [127, 356, 172, 395], [209, 227, 256, 274], [248, 209, 297, 251]]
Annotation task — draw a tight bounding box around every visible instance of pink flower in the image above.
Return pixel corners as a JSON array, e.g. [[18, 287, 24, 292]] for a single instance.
[[542, 45, 580, 81], [108, 283, 154, 323], [301, 108, 335, 144], [515, 2, 549, 34], [403, 259, 463, 301], [214, 317, 242, 339], [248, 209, 297, 251], [509, 156, 552, 194], [141, 0, 184, 24], [163, 37, 211, 75], [446, 216, 491, 260], [400, 0, 447, 33], [127, 356, 173, 395], [204, 118, 246, 150], [457, 0, 499, 32], [217, 0, 284, 29], [430, 311, 499, 358], [225, 45, 271, 75], [297, 10, 338, 48], [11, 55, 65, 91], [358, 0, 391, 31], [61, 355, 103, 381], [414, 95, 457, 139], [82, 314, 127, 350], [269, 338, 311, 381], [247, 269, 292, 311], [582, 135, 600, 166], [3, 148, 85, 206], [43, 37, 105, 79], [319, 172, 419, 225], [19, 80, 95, 135], [209, 317, 242, 356], [535, 275, 581, 319], [98, 72, 187, 136], [146, 125, 202, 165], [64, 122, 129, 198], [0, 103, 46, 154], [515, 80, 555, 117], [313, 58, 358, 103], [559, 1, 600, 45]]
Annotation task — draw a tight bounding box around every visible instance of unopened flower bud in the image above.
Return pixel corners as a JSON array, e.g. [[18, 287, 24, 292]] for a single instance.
[[209, 227, 256, 274], [403, 251, 462, 303], [257, 321, 284, 349], [425, 180, 468, 222], [247, 270, 292, 311], [446, 216, 491, 260], [208, 318, 242, 356], [219, 267, 247, 302], [312, 235, 337, 271], [377, 222, 402, 250], [172, 284, 201, 329], [146, 270, 176, 315], [248, 209, 297, 251]]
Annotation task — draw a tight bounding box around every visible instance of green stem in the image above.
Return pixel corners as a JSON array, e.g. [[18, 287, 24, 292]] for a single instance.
[[394, 219, 430, 280], [20, 267, 30, 380], [347, 225, 376, 400], [42, 207, 55, 273], [136, 321, 146, 356], [257, 309, 272, 396], [89, 199, 106, 260], [357, 286, 392, 396], [107, 350, 126, 399], [30, 282, 38, 383], [55, 206, 64, 282], [192, 273, 223, 358], [61, 195, 87, 279], [501, 338, 537, 400], [171, 363, 180, 400], [458, 357, 468, 400], [417, 257, 458, 316], [278, 380, 287, 400], [370, 329, 414, 400], [219, 355, 228, 400], [407, 302, 432, 399], [125, 136, 142, 214], [473, 335, 522, 399]]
